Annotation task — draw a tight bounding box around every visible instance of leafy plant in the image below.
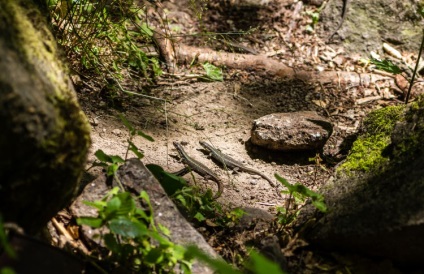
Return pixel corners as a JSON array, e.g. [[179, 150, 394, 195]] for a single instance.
[[275, 174, 327, 228], [370, 58, 403, 75], [118, 114, 154, 159], [147, 164, 244, 227], [304, 3, 325, 33], [202, 62, 224, 82], [305, 9, 320, 33], [77, 187, 192, 273], [47, 0, 162, 86], [0, 216, 16, 274], [370, 30, 424, 104], [186, 246, 287, 274], [91, 114, 153, 177], [171, 183, 244, 227]]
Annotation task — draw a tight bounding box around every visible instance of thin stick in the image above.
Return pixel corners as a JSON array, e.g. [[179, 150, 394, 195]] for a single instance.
[[405, 30, 424, 104]]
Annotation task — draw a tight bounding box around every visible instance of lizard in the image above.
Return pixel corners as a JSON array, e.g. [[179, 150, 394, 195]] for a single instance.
[[173, 141, 223, 199], [199, 141, 276, 188]]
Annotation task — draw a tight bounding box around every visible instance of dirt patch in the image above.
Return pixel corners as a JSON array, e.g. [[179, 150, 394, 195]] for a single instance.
[[79, 78, 334, 211]]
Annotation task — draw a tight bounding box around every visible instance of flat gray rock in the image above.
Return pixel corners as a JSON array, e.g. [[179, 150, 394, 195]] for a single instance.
[[71, 159, 218, 273], [251, 111, 332, 151]]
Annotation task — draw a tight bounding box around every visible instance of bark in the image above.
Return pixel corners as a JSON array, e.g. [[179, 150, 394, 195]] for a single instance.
[[0, 0, 91, 234]]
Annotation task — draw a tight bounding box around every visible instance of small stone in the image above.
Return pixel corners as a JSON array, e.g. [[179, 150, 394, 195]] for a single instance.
[[91, 117, 99, 126], [250, 180, 257, 185], [112, 129, 122, 136], [251, 111, 332, 151]]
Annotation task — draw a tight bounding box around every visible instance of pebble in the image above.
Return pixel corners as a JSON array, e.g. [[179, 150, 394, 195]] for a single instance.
[[112, 129, 122, 136]]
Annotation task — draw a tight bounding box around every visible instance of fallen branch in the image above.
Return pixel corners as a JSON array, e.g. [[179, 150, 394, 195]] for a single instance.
[[153, 30, 392, 89]]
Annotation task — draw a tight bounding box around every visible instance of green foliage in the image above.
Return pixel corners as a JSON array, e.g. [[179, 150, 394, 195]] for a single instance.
[[173, 184, 244, 227], [47, 0, 162, 84], [0, 216, 15, 260], [305, 9, 320, 33], [0, 268, 16, 274], [77, 187, 192, 273], [92, 114, 153, 176], [148, 165, 245, 227], [370, 58, 403, 74], [304, 3, 325, 33], [275, 174, 326, 227], [419, 1, 424, 18], [0, 216, 16, 274], [186, 246, 287, 274], [94, 149, 125, 176], [118, 113, 154, 160], [146, 164, 188, 196], [202, 62, 224, 82], [245, 251, 287, 274]]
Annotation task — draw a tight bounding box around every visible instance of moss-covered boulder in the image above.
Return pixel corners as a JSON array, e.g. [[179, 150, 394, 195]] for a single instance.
[[0, 0, 90, 233], [301, 100, 424, 264]]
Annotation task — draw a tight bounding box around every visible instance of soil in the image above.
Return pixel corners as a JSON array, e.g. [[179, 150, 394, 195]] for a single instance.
[[72, 0, 410, 271]]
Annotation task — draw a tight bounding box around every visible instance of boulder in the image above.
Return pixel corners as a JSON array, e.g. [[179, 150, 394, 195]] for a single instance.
[[300, 102, 424, 265], [319, 0, 423, 55], [251, 111, 332, 151], [0, 0, 90, 234]]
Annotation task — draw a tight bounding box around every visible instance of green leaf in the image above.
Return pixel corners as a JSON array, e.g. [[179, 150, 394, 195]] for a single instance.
[[136, 130, 154, 142], [370, 58, 403, 74], [108, 218, 147, 238], [186, 246, 241, 274], [140, 23, 153, 37], [146, 164, 188, 196], [118, 114, 135, 134], [146, 247, 164, 264], [194, 212, 206, 222], [0, 267, 16, 274], [104, 233, 121, 254], [106, 163, 119, 176], [90, 161, 108, 169], [95, 150, 124, 171], [0, 216, 16, 259], [109, 155, 125, 164], [95, 149, 113, 163], [171, 244, 188, 261], [202, 63, 223, 82], [311, 200, 327, 213], [77, 217, 104, 228], [275, 174, 295, 192], [246, 251, 287, 274], [134, 207, 151, 221], [105, 192, 136, 217], [128, 141, 144, 159], [83, 200, 106, 210], [139, 190, 151, 205], [158, 223, 170, 236]]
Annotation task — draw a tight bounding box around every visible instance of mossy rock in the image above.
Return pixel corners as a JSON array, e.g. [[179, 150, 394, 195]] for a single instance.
[[301, 99, 424, 264], [0, 0, 90, 233]]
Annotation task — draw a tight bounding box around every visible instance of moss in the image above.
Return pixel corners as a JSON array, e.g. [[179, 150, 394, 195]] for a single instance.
[[338, 105, 405, 173], [2, 0, 91, 167], [390, 96, 424, 162]]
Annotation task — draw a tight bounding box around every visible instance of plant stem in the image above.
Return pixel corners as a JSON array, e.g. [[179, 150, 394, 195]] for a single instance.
[[405, 29, 424, 104]]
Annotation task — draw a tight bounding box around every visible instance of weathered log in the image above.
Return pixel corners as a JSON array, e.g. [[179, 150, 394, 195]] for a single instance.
[[0, 0, 91, 234]]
